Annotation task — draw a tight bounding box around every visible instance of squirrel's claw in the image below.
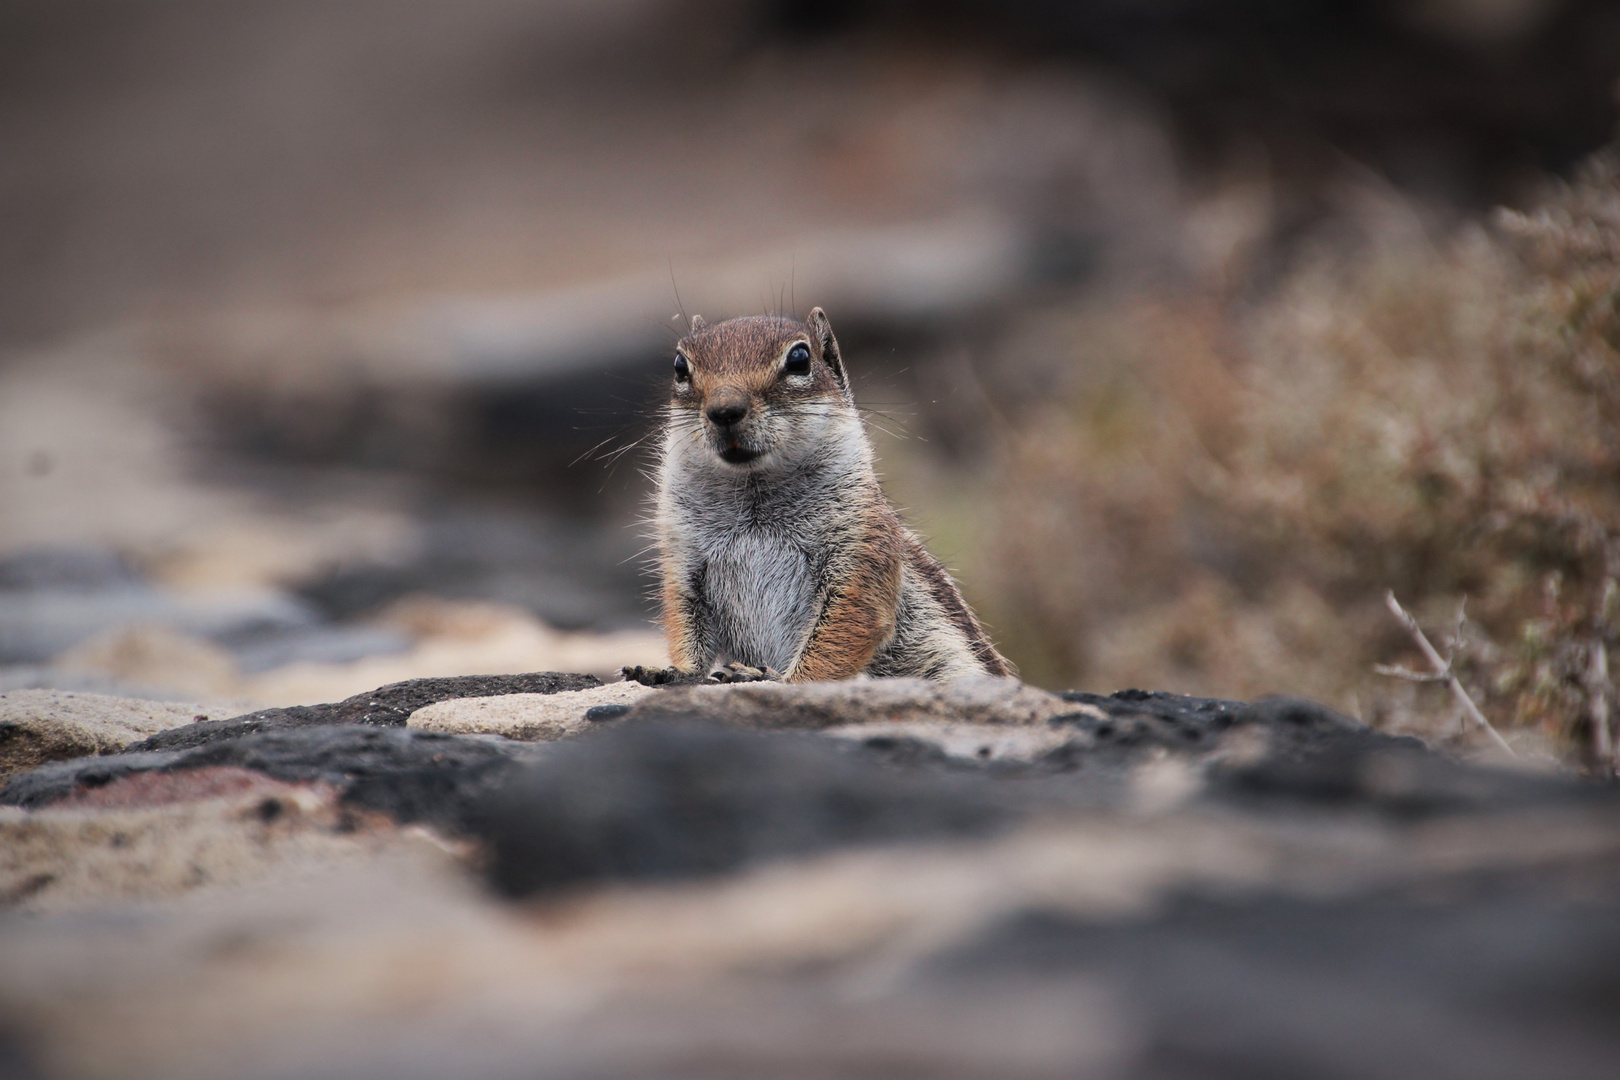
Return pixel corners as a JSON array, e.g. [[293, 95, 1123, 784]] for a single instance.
[[706, 663, 781, 684]]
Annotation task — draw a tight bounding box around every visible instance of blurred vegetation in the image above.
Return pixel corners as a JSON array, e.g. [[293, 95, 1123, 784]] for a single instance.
[[973, 149, 1620, 767]]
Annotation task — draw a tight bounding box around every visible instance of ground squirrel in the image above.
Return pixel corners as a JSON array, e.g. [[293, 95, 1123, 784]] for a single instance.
[[627, 307, 1011, 684]]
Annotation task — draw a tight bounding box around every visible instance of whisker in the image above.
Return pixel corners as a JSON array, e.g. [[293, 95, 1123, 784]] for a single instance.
[[669, 259, 691, 335], [569, 433, 626, 468], [600, 434, 652, 466], [618, 542, 661, 566]]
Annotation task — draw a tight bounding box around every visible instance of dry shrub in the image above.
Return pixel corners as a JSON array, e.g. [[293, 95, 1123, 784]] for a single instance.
[[985, 153, 1620, 765]]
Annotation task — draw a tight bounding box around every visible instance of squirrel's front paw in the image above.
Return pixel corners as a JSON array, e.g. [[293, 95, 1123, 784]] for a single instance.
[[622, 664, 690, 686], [706, 663, 781, 684]]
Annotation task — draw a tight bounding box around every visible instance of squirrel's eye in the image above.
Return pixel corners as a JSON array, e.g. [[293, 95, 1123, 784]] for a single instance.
[[673, 354, 691, 382], [784, 343, 811, 376]]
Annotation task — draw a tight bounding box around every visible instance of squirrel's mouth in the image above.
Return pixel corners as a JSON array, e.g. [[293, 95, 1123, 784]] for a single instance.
[[717, 443, 761, 465]]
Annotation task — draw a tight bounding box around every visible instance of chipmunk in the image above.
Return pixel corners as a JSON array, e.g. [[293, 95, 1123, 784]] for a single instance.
[[626, 307, 1010, 685]]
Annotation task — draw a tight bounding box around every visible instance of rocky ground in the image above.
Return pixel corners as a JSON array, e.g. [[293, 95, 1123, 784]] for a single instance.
[[3, 672, 1619, 1080]]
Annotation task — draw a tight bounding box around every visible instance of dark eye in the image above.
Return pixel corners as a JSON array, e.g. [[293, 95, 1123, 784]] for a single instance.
[[673, 354, 690, 382], [784, 343, 811, 376]]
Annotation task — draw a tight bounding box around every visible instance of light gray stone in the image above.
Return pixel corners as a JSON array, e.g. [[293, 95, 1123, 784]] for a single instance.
[[406, 682, 657, 740], [0, 689, 216, 779]]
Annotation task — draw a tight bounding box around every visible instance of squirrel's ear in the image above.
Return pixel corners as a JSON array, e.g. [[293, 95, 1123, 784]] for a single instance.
[[805, 307, 848, 391], [689, 315, 706, 331]]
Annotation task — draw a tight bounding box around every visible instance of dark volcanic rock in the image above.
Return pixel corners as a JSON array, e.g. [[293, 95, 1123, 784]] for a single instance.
[[1035, 688, 1253, 769], [1045, 692, 1354, 763], [1029, 692, 1336, 780], [1040, 693, 1598, 816], [9, 677, 1610, 895], [1059, 687, 1249, 725], [1211, 729, 1595, 819], [53, 765, 313, 810], [473, 698, 1610, 900], [475, 721, 1016, 897], [0, 749, 186, 809], [2, 726, 545, 831], [930, 880, 1620, 1080], [129, 671, 600, 753], [189, 727, 541, 830]]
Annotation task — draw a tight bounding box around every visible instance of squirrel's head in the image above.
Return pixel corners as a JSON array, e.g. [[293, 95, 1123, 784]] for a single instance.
[[666, 307, 855, 472]]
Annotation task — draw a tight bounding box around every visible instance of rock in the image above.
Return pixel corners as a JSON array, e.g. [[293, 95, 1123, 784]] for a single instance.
[[52, 622, 244, 700], [2, 726, 545, 834], [0, 548, 141, 591], [218, 623, 414, 674], [0, 575, 316, 665], [0, 768, 425, 911], [1057, 687, 1249, 723], [473, 721, 1017, 898], [816, 691, 1352, 787], [823, 720, 1078, 763], [925, 884, 1620, 1080], [619, 676, 1073, 730], [2, 674, 1603, 929], [473, 694, 1545, 901], [238, 597, 666, 704], [4, 762, 1620, 1079], [52, 764, 317, 811], [407, 681, 656, 740], [0, 689, 212, 780], [1027, 691, 1350, 778], [2, 675, 1620, 1078], [1209, 698, 1591, 816], [0, 750, 183, 810], [130, 670, 601, 752]]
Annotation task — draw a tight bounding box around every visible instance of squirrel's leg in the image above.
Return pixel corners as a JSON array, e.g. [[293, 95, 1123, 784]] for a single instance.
[[783, 536, 902, 682], [624, 566, 715, 686], [664, 561, 716, 671]]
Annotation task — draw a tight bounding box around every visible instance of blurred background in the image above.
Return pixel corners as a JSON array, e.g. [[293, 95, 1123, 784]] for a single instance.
[[3, 0, 1619, 762]]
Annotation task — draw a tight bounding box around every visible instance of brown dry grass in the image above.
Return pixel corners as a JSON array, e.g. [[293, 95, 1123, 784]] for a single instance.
[[979, 152, 1620, 767]]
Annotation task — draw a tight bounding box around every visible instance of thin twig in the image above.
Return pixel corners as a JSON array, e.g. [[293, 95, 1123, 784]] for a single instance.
[[1589, 639, 1613, 770], [1382, 591, 1518, 758], [1447, 598, 1468, 657], [1372, 665, 1450, 683], [1591, 576, 1616, 773]]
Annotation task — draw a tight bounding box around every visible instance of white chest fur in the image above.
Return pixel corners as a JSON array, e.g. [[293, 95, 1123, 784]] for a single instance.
[[699, 525, 816, 671]]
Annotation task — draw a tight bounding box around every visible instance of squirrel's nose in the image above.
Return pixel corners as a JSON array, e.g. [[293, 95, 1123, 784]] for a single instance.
[[706, 398, 748, 427]]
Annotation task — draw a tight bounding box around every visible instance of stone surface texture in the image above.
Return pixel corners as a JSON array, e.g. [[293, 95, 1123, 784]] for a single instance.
[[408, 682, 656, 739], [0, 689, 212, 779], [821, 720, 1078, 762], [0, 672, 1618, 1080], [0, 768, 429, 910], [130, 671, 601, 753]]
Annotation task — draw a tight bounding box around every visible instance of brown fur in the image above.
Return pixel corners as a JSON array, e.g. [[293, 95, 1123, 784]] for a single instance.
[[901, 531, 1011, 676], [790, 508, 904, 681], [661, 570, 702, 671]]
